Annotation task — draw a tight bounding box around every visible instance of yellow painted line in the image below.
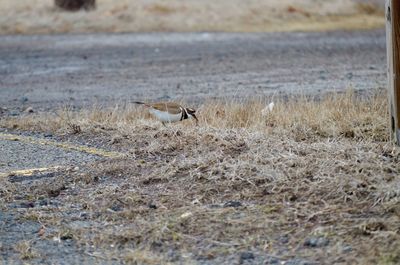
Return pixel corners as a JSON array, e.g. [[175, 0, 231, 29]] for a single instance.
[[0, 166, 62, 178], [0, 132, 125, 158]]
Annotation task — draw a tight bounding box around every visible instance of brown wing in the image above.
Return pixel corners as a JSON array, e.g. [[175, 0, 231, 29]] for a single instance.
[[150, 102, 183, 114]]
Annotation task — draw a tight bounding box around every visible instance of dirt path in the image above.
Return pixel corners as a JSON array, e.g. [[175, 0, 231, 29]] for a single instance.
[[0, 29, 386, 113]]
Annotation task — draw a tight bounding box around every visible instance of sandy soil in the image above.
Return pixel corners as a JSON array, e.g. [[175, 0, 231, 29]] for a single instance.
[[0, 0, 384, 34]]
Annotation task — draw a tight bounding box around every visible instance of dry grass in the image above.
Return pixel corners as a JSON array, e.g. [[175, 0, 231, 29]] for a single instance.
[[1, 89, 389, 141], [1, 90, 400, 264], [14, 241, 39, 260], [0, 0, 384, 34]]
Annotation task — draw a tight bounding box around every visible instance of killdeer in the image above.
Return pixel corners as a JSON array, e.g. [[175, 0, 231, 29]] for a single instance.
[[134, 102, 198, 125]]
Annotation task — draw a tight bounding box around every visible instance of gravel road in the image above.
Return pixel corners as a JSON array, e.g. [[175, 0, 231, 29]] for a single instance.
[[0, 133, 97, 173], [0, 29, 390, 265], [0, 29, 386, 112], [0, 28, 387, 175]]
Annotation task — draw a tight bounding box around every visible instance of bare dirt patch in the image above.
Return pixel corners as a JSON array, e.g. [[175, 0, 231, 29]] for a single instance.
[[1, 90, 399, 264], [0, 0, 384, 34]]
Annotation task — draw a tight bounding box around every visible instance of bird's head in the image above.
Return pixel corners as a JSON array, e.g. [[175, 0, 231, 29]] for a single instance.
[[185, 107, 198, 123]]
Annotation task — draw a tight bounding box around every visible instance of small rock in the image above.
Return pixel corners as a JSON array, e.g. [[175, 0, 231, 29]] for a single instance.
[[191, 198, 201, 205], [0, 107, 7, 114], [110, 136, 122, 144], [19, 96, 29, 103], [49, 200, 60, 207], [240, 252, 255, 261], [60, 233, 73, 241], [38, 199, 49, 206], [148, 203, 157, 209], [279, 234, 290, 244], [304, 237, 329, 248], [160, 94, 171, 100], [264, 257, 280, 264], [44, 133, 53, 138], [80, 212, 89, 219], [151, 241, 163, 250], [9, 110, 19, 116], [47, 184, 66, 198], [342, 245, 353, 253], [167, 249, 180, 262], [223, 201, 242, 208], [109, 204, 123, 212], [20, 201, 35, 208], [24, 107, 34, 113], [180, 212, 193, 219]]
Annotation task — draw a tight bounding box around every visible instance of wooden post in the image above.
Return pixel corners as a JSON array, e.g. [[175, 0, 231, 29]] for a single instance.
[[54, 0, 95, 11], [386, 0, 400, 145]]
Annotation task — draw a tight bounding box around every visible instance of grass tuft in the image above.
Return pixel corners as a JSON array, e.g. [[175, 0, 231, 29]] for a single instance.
[[14, 240, 39, 260]]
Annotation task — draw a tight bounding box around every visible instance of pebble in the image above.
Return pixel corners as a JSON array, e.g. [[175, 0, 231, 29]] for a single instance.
[[264, 257, 280, 264], [80, 212, 89, 219], [304, 237, 329, 248], [19, 96, 29, 103], [167, 249, 180, 262], [60, 234, 73, 241], [20, 201, 35, 208], [346, 72, 353, 79], [38, 199, 49, 206], [342, 245, 353, 253], [110, 136, 122, 144], [239, 252, 255, 261], [223, 201, 242, 208], [24, 107, 34, 113], [49, 200, 60, 207], [180, 212, 193, 219], [148, 203, 157, 209], [278, 234, 290, 244], [9, 110, 19, 116], [47, 189, 62, 198], [109, 204, 123, 212]]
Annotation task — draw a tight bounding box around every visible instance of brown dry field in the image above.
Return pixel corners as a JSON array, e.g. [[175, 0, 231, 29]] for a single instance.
[[1, 90, 400, 264], [0, 1, 396, 263], [0, 0, 384, 34]]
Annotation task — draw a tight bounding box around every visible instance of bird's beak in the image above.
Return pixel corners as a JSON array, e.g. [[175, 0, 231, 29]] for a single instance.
[[192, 114, 199, 124]]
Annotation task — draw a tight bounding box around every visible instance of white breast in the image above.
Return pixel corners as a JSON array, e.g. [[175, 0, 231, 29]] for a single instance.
[[149, 108, 182, 122]]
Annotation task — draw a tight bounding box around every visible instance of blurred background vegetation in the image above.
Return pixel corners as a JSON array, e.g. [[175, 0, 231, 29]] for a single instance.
[[0, 0, 384, 34]]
